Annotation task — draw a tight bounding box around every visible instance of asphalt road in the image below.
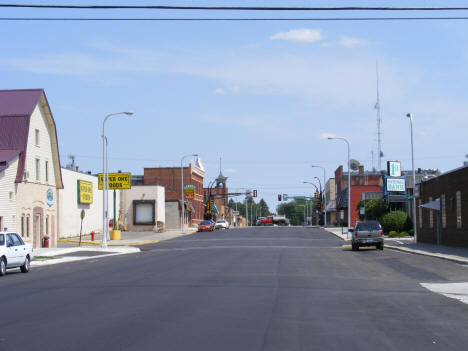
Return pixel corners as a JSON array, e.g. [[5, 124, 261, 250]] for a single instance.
[[2, 227, 468, 351]]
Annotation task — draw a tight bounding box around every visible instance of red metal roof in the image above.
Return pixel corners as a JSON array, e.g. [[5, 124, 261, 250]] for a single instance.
[[0, 149, 20, 173], [0, 89, 63, 187]]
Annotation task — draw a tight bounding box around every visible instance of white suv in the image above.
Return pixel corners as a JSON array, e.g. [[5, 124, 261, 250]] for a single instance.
[[0, 232, 34, 276]]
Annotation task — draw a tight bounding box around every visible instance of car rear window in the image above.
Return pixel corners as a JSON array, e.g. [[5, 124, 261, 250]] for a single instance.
[[356, 222, 381, 230], [200, 221, 212, 225]]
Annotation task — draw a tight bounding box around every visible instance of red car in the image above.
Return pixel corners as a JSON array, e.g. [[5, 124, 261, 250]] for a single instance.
[[198, 220, 215, 232]]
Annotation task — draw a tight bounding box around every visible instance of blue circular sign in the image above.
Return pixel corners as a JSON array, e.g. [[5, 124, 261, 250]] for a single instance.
[[46, 189, 53, 207]]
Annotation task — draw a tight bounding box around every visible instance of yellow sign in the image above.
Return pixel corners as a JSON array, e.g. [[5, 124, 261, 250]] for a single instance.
[[77, 180, 93, 204], [98, 173, 131, 190]]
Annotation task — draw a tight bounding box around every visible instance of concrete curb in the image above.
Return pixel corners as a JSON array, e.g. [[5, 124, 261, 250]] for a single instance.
[[58, 239, 101, 246], [386, 245, 468, 265]]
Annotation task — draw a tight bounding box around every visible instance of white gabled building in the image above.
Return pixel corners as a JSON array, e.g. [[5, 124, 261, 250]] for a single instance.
[[0, 89, 63, 248]]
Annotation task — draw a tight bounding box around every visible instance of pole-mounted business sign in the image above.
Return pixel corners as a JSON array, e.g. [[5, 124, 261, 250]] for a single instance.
[[98, 173, 131, 190]]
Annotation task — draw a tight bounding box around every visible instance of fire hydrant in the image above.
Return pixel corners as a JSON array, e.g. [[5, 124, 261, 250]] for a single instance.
[[91, 231, 95, 241]]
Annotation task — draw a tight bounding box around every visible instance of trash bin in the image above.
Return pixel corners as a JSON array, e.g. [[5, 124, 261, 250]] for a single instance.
[[42, 236, 49, 248]]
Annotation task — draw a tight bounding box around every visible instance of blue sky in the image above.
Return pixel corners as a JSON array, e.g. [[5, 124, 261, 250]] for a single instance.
[[2, 1, 468, 211]]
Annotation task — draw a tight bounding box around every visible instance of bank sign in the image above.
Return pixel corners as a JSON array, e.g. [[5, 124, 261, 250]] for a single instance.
[[77, 180, 93, 204], [98, 173, 131, 190], [385, 177, 406, 193]]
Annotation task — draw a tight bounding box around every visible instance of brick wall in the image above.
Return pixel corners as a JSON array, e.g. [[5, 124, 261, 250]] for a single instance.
[[417, 166, 468, 247]]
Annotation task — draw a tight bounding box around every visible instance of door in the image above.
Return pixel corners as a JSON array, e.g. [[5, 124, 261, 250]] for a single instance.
[[5, 234, 19, 266], [12, 234, 27, 265]]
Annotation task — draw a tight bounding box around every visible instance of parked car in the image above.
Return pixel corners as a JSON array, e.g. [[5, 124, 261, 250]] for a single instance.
[[198, 220, 215, 232], [350, 221, 384, 251], [0, 232, 34, 276], [215, 220, 229, 230]]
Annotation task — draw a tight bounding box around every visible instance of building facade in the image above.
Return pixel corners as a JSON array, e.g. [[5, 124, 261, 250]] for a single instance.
[[144, 157, 205, 229], [334, 165, 382, 227], [324, 178, 337, 225], [58, 167, 119, 238], [416, 165, 468, 247], [0, 89, 63, 248], [119, 185, 165, 232], [203, 171, 229, 221]]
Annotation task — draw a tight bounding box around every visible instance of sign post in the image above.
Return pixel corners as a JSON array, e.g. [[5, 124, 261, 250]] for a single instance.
[[79, 209, 85, 246]]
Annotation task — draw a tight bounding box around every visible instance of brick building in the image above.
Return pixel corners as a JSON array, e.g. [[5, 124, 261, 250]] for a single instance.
[[334, 165, 382, 227], [144, 158, 205, 229], [416, 165, 468, 247], [203, 171, 228, 220]]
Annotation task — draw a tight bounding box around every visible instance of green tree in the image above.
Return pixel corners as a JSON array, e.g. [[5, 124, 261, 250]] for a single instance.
[[356, 198, 389, 221], [277, 199, 313, 225], [258, 198, 271, 217]]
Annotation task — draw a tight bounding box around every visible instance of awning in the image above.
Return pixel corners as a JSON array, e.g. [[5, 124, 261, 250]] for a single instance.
[[325, 200, 336, 212], [420, 198, 440, 211]]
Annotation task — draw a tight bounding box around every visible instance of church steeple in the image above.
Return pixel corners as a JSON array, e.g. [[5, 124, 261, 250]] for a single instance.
[[216, 157, 227, 188]]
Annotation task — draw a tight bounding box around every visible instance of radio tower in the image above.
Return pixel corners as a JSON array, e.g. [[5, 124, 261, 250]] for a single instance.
[[375, 61, 383, 171]]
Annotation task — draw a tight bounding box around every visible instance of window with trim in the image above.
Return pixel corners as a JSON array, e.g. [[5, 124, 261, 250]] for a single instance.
[[21, 215, 24, 236], [456, 191, 462, 229], [26, 216, 30, 238], [35, 129, 40, 146], [45, 161, 49, 182], [45, 215, 49, 235], [441, 194, 446, 228], [35, 158, 40, 181], [429, 196, 433, 228]]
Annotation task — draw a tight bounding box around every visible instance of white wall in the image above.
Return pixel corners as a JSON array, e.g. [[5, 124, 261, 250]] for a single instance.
[[0, 156, 19, 232], [25, 104, 56, 186], [120, 185, 165, 232], [58, 168, 119, 238]]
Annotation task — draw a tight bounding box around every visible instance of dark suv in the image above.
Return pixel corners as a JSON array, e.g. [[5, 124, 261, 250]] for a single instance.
[[350, 221, 384, 251]]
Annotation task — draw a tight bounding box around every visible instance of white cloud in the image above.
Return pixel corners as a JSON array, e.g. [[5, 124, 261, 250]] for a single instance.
[[213, 88, 226, 95], [339, 37, 368, 48], [225, 168, 237, 174], [270, 29, 323, 43]]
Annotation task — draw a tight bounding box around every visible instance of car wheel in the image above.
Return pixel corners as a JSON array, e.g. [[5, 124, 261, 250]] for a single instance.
[[0, 257, 6, 276], [20, 255, 30, 273]]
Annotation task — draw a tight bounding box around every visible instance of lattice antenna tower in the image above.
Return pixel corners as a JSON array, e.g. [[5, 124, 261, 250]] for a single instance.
[[375, 61, 383, 171]]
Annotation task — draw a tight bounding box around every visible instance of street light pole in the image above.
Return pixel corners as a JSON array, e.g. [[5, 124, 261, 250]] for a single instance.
[[303, 181, 320, 225], [407, 113, 417, 243], [181, 154, 199, 233], [328, 136, 351, 232], [102, 112, 133, 249], [312, 165, 327, 226]]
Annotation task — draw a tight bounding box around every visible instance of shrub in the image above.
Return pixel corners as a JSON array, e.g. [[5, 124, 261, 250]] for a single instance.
[[399, 231, 409, 237], [380, 211, 408, 233], [403, 215, 414, 231], [408, 229, 415, 236], [388, 231, 399, 237]]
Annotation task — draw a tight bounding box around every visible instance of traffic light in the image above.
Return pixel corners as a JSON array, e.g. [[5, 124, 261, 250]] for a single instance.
[[315, 190, 319, 199], [278, 194, 282, 201], [253, 190, 257, 198]]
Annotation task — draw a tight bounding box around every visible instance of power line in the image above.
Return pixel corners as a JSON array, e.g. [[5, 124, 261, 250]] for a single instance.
[[3, 17, 468, 21], [2, 4, 468, 11]]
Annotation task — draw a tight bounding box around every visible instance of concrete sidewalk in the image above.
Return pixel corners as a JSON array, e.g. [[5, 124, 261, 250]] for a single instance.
[[323, 226, 468, 265], [31, 228, 198, 267], [58, 228, 198, 247]]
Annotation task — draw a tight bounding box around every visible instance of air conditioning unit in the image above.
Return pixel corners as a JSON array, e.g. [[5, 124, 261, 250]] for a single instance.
[[23, 171, 29, 180]]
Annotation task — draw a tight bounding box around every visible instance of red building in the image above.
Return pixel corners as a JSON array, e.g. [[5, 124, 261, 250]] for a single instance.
[[203, 171, 229, 220], [144, 158, 205, 229], [334, 165, 383, 227]]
